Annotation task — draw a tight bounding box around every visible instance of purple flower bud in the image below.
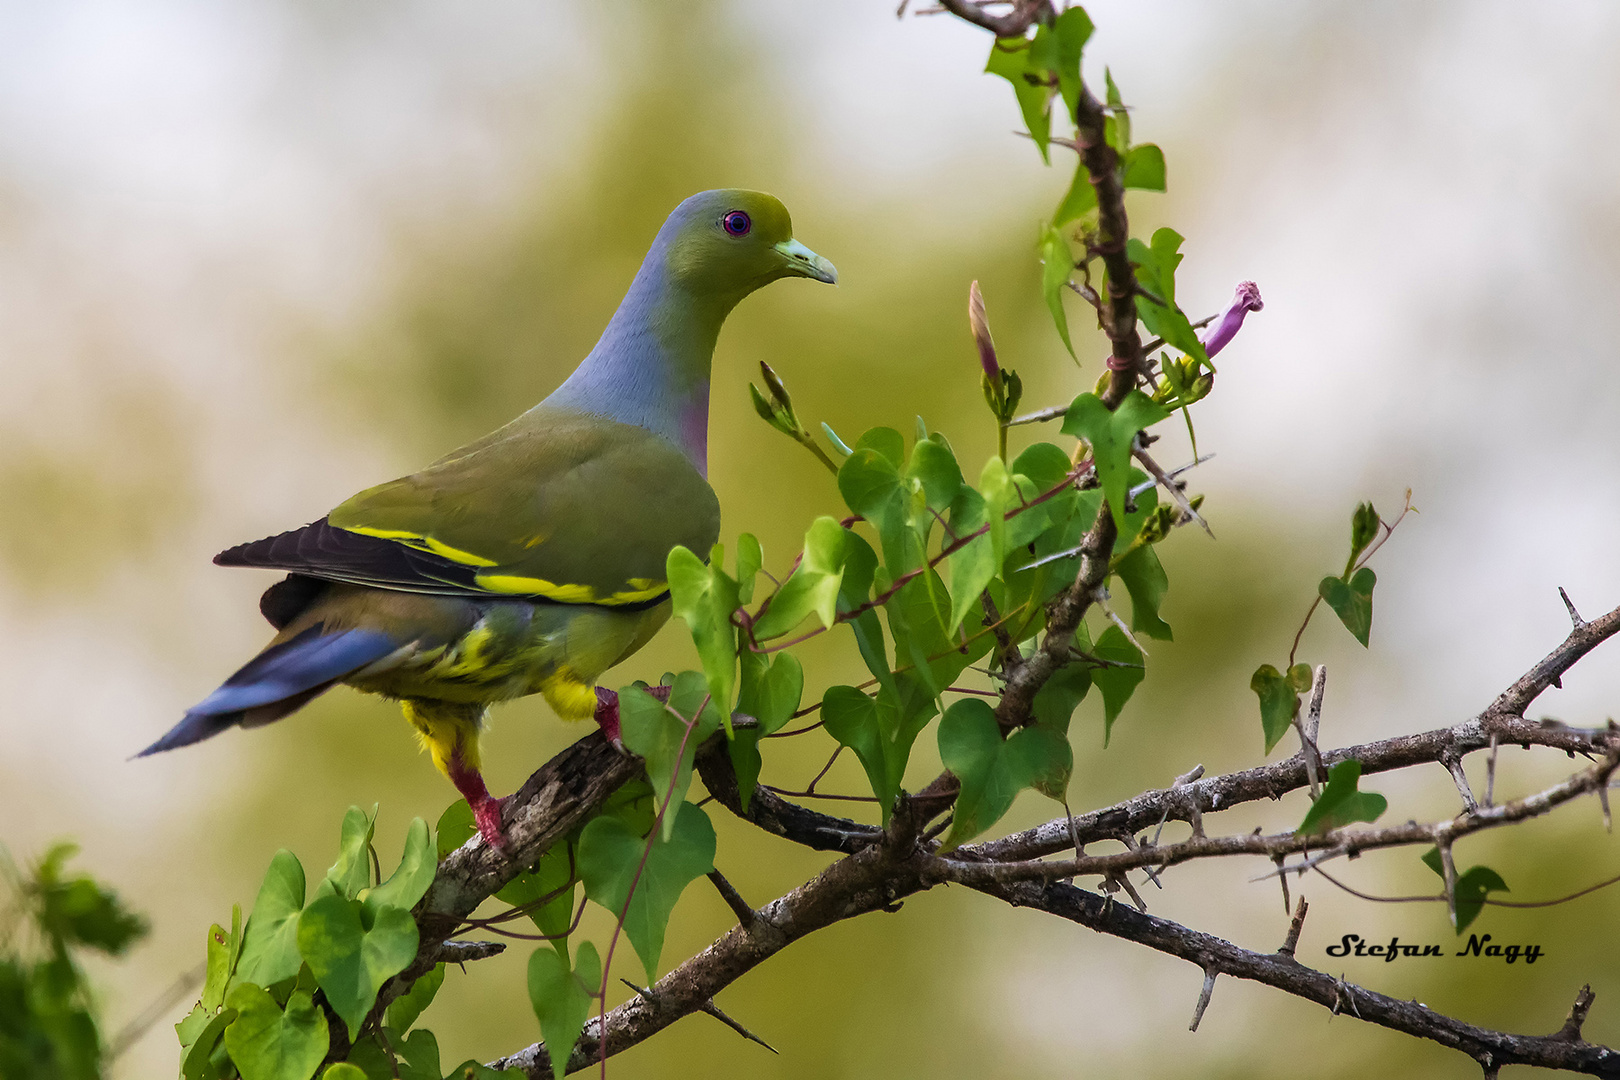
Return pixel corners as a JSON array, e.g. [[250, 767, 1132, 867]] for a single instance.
[[969, 280, 1000, 380], [1202, 281, 1263, 358]]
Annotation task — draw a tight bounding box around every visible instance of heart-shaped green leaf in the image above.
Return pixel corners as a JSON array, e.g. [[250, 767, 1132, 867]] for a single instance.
[[887, 569, 969, 697], [735, 533, 763, 605], [1114, 545, 1172, 641], [327, 805, 377, 900], [1039, 226, 1075, 355], [667, 543, 741, 728], [222, 984, 327, 1080], [296, 894, 418, 1039], [1032, 658, 1092, 735], [391, 1027, 442, 1080], [1122, 144, 1166, 191], [527, 941, 601, 1080], [236, 850, 307, 988], [1126, 227, 1207, 363], [946, 486, 996, 635], [1053, 159, 1098, 228], [752, 516, 849, 639], [1319, 567, 1376, 647], [436, 800, 475, 859], [1062, 391, 1170, 527], [1421, 849, 1510, 933], [938, 699, 1072, 849], [364, 817, 436, 915], [1297, 760, 1387, 835], [907, 436, 964, 513], [822, 679, 938, 823], [179, 1004, 237, 1080], [201, 903, 240, 1013], [577, 802, 715, 982], [731, 650, 805, 810], [986, 35, 1053, 162], [841, 438, 922, 574], [619, 672, 724, 840], [1250, 664, 1299, 753]]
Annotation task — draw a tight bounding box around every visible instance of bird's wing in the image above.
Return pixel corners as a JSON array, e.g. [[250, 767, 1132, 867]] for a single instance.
[[217, 409, 720, 608]]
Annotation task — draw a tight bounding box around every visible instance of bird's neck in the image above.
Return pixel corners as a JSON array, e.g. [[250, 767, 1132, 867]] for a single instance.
[[543, 253, 741, 476]]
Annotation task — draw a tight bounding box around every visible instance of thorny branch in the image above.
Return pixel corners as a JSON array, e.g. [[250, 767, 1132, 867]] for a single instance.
[[462, 603, 1620, 1074], [469, 586, 1620, 1075]]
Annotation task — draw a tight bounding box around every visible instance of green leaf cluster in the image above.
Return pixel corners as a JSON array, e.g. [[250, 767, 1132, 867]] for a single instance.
[[0, 843, 148, 1080], [175, 809, 443, 1080], [993, 18, 1169, 356], [725, 425, 1173, 823], [984, 9, 1094, 163], [441, 776, 713, 1079], [1252, 502, 1392, 747]]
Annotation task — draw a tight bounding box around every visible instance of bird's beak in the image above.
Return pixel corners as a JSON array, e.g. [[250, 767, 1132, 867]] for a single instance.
[[775, 238, 838, 284]]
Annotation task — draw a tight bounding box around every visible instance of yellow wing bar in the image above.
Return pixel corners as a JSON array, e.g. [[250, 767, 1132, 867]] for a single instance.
[[343, 525, 500, 567], [474, 573, 669, 606], [338, 524, 668, 606]]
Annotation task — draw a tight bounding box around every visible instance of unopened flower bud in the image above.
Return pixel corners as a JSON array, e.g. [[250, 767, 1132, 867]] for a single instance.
[[759, 360, 793, 411], [1202, 281, 1263, 358], [969, 280, 1000, 380]]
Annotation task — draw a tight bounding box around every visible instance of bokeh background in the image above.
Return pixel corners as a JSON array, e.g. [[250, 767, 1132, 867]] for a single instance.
[[3, 1, 1619, 1076]]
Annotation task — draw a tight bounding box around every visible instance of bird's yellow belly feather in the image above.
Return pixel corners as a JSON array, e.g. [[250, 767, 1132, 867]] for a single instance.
[[344, 598, 671, 721]]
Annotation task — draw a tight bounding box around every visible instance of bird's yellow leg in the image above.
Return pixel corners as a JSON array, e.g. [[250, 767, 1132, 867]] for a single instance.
[[401, 699, 508, 849]]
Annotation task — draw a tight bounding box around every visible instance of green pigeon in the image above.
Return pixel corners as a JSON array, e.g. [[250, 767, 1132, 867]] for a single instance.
[[139, 190, 836, 849]]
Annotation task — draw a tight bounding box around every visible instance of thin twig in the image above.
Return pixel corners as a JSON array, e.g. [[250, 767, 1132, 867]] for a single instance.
[[107, 963, 205, 1060], [1277, 897, 1309, 959], [1486, 733, 1499, 808]]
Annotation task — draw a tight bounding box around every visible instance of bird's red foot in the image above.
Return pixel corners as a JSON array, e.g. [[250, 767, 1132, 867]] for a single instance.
[[594, 687, 624, 751], [469, 792, 510, 851], [446, 751, 510, 852], [594, 684, 673, 752]]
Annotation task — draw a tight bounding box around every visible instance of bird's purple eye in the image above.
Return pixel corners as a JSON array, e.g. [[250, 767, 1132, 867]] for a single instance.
[[722, 210, 751, 237]]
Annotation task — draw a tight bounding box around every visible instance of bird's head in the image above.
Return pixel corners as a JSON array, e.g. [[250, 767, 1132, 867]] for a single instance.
[[658, 189, 837, 298]]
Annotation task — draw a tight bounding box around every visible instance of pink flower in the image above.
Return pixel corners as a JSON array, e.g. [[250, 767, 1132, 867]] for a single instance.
[[1202, 281, 1263, 358]]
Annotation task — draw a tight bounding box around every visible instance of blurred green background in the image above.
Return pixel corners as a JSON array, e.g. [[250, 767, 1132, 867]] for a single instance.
[[2, 1, 1619, 1076]]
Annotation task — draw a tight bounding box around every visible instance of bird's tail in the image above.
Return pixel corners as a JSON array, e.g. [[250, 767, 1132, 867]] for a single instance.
[[136, 625, 398, 757]]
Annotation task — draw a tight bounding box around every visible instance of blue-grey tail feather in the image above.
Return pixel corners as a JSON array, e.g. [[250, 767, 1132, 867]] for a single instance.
[[137, 626, 398, 757]]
